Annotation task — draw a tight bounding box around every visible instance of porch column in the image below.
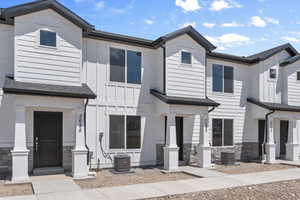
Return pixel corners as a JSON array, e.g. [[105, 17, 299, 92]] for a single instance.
[[286, 119, 299, 161], [266, 117, 276, 163], [72, 107, 88, 178], [163, 112, 179, 171], [196, 114, 211, 168], [11, 105, 29, 182]]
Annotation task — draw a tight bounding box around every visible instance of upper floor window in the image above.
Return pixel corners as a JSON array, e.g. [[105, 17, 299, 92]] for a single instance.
[[40, 30, 56, 47], [297, 71, 300, 81], [212, 64, 234, 93], [212, 118, 233, 147], [109, 115, 141, 149], [269, 68, 277, 79], [181, 51, 192, 64], [110, 48, 141, 84]]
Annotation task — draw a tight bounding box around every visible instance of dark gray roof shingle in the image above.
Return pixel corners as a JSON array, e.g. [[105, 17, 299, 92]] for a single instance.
[[3, 77, 96, 99], [207, 52, 259, 64], [280, 55, 300, 67], [150, 89, 219, 107], [247, 98, 300, 112]]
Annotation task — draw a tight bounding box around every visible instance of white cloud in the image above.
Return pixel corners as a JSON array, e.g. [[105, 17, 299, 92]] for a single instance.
[[144, 19, 155, 25], [221, 21, 243, 27], [175, 0, 201, 12], [181, 21, 197, 28], [209, 0, 242, 11], [203, 22, 215, 28], [265, 17, 279, 25], [95, 1, 105, 10], [205, 33, 251, 50], [282, 36, 299, 43], [251, 16, 266, 27]]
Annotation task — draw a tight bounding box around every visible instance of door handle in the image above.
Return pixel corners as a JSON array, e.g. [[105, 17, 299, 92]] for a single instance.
[[35, 137, 39, 152]]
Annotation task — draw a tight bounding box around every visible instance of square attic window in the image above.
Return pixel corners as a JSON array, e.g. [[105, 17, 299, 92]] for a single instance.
[[40, 30, 57, 47], [181, 51, 191, 64], [269, 68, 276, 79]]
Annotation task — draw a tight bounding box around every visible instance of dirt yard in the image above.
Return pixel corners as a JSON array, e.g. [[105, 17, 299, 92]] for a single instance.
[[0, 183, 33, 197], [146, 179, 300, 200], [213, 162, 297, 174], [75, 167, 197, 189]]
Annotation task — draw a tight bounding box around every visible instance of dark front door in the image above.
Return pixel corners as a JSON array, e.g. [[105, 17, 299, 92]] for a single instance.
[[176, 117, 184, 161], [258, 120, 265, 157], [280, 120, 289, 157], [34, 112, 63, 168]]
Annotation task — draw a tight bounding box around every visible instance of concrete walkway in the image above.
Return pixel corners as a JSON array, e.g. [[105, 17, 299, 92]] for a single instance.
[[2, 167, 300, 200]]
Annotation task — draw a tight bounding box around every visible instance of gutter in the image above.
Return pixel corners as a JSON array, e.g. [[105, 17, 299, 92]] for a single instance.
[[84, 98, 90, 165], [262, 109, 275, 161], [161, 43, 166, 94]]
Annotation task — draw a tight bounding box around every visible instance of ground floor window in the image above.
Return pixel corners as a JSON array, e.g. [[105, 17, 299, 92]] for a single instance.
[[109, 115, 141, 149], [212, 118, 233, 146]]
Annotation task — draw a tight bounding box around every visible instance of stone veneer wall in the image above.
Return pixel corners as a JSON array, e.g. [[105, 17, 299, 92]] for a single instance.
[[0, 146, 74, 174], [156, 142, 259, 165]]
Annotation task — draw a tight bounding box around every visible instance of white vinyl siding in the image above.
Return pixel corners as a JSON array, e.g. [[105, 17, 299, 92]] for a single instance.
[[165, 34, 206, 99], [14, 9, 82, 86]]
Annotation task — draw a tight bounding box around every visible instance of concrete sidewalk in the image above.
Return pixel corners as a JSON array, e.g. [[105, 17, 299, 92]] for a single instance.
[[2, 167, 300, 200]]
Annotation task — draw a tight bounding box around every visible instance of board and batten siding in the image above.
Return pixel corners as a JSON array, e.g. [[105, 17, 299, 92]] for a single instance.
[[14, 9, 82, 86], [165, 34, 206, 99], [82, 38, 163, 167], [206, 58, 252, 144]]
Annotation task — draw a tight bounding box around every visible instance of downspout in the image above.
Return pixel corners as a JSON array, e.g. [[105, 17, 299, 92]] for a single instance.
[[84, 98, 90, 165], [162, 43, 166, 94], [262, 109, 275, 162]]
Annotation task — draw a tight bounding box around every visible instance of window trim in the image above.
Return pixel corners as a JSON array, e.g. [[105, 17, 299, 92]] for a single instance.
[[212, 118, 234, 147], [212, 64, 234, 94], [108, 46, 143, 85], [180, 50, 192, 65], [269, 68, 277, 80], [37, 29, 58, 49], [108, 114, 142, 151]]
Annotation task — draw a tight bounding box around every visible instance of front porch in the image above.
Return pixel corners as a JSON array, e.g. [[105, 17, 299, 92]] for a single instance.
[[150, 89, 219, 171]]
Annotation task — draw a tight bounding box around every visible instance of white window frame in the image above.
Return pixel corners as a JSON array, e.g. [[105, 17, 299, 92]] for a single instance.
[[269, 68, 277, 81], [180, 50, 192, 65], [212, 64, 234, 94], [212, 118, 234, 147], [108, 114, 142, 151], [108, 46, 143, 85], [36, 29, 58, 50]]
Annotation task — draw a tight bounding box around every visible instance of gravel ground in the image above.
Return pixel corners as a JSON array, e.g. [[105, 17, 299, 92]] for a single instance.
[[76, 168, 197, 189], [146, 179, 300, 200], [0, 183, 33, 197], [213, 162, 297, 174]]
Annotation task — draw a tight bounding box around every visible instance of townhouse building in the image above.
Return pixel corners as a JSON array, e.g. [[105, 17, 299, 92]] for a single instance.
[[0, 0, 300, 181]]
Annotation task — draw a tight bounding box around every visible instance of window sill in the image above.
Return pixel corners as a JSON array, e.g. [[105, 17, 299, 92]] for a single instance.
[[211, 91, 234, 97], [106, 82, 142, 88], [108, 149, 141, 153]]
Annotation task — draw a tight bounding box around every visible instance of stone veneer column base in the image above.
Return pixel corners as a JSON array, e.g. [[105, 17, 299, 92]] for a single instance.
[[163, 146, 179, 171], [196, 145, 211, 168], [72, 149, 88, 178], [11, 150, 29, 182], [265, 143, 276, 163], [286, 143, 299, 161]]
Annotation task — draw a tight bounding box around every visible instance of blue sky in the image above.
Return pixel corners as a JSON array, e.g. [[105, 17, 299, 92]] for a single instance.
[[2, 0, 300, 56]]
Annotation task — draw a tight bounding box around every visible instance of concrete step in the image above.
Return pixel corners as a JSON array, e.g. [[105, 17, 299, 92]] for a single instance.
[[33, 167, 64, 176]]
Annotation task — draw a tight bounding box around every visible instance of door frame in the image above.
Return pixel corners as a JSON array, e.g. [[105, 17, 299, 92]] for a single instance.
[[33, 111, 63, 168]]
